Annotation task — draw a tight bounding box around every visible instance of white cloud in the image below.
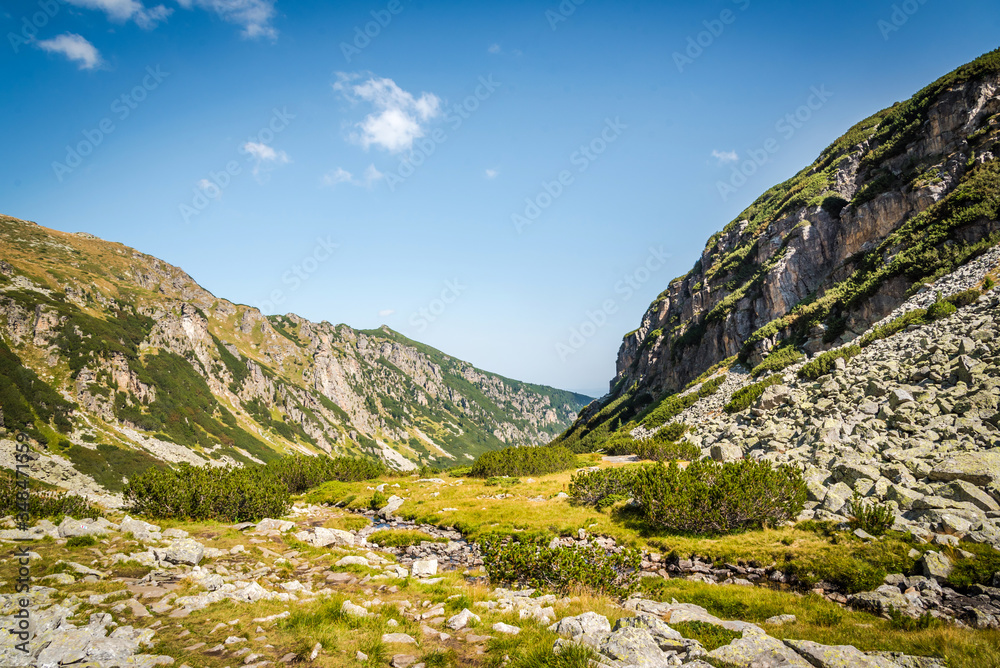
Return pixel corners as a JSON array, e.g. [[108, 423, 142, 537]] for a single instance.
[[176, 0, 277, 39], [322, 164, 384, 188], [485, 168, 498, 179], [488, 43, 501, 54], [712, 149, 739, 164], [36, 33, 102, 70], [334, 73, 441, 153], [378, 309, 395, 317], [65, 0, 172, 29], [242, 141, 289, 178]]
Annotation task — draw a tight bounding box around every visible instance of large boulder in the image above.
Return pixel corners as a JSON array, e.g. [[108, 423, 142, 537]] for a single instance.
[[119, 516, 161, 541], [58, 517, 110, 538], [929, 451, 1000, 487], [295, 527, 354, 548], [921, 551, 953, 582], [548, 611, 612, 638], [757, 385, 792, 410], [378, 495, 405, 518], [707, 630, 812, 667], [411, 559, 438, 577], [255, 518, 295, 532], [160, 539, 205, 566]]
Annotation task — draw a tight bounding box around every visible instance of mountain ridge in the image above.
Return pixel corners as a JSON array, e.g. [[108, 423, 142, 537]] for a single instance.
[[0, 215, 591, 497]]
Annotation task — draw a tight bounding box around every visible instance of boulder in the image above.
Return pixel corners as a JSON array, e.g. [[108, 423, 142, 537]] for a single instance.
[[381, 633, 417, 645], [707, 630, 812, 667], [411, 559, 438, 577], [757, 385, 792, 410], [378, 495, 405, 518], [255, 518, 295, 533], [711, 443, 743, 462], [446, 608, 480, 630], [160, 539, 204, 566], [493, 622, 520, 635], [784, 639, 899, 668], [599, 626, 675, 666], [57, 517, 109, 538], [921, 551, 953, 582], [120, 516, 162, 541], [929, 452, 1000, 487], [297, 527, 354, 548], [548, 611, 612, 638]]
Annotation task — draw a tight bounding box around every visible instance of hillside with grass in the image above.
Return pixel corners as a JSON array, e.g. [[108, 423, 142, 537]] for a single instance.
[[0, 217, 590, 496]]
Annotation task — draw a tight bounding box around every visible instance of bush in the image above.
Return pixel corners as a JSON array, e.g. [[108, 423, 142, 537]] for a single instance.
[[633, 460, 806, 535], [723, 375, 784, 413], [751, 345, 804, 377], [66, 535, 98, 548], [569, 467, 640, 508], [859, 309, 929, 347], [947, 542, 1000, 589], [124, 463, 288, 522], [369, 490, 388, 511], [265, 455, 385, 494], [478, 536, 642, 597], [632, 439, 700, 463], [926, 296, 957, 320], [946, 288, 981, 308], [0, 469, 102, 520], [470, 445, 577, 478], [847, 494, 894, 535], [798, 345, 861, 380]]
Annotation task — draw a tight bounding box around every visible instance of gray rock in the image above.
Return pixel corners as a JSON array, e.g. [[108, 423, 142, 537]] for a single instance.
[[378, 495, 405, 518], [757, 385, 792, 410], [160, 539, 204, 566], [446, 608, 480, 630], [764, 614, 797, 625], [711, 443, 743, 462], [707, 630, 812, 667], [381, 633, 417, 644], [929, 452, 1000, 487], [411, 559, 438, 577], [255, 518, 294, 532], [784, 639, 900, 667], [921, 551, 953, 582], [599, 626, 676, 666], [821, 482, 854, 514], [548, 611, 612, 638], [57, 517, 109, 538], [296, 527, 354, 548]]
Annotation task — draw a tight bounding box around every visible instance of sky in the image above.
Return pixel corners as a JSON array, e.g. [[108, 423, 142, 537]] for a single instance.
[[1, 0, 998, 398]]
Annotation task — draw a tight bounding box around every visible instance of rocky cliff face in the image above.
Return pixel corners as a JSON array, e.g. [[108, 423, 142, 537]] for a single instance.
[[588, 51, 1000, 430], [0, 217, 590, 490]]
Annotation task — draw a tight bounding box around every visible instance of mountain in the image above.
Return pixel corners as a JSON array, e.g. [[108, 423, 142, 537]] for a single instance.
[[558, 49, 1000, 447], [0, 217, 590, 495]]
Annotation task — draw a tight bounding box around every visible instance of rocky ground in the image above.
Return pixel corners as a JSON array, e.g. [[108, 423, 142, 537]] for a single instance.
[[1, 501, 978, 668]]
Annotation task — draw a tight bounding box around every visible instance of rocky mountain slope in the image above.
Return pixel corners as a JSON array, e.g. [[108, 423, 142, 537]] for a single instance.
[[563, 49, 1000, 441], [0, 216, 589, 493]]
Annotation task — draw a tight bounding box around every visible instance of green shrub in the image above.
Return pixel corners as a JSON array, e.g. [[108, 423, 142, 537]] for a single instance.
[[470, 445, 577, 478], [66, 535, 98, 548], [926, 296, 957, 320], [984, 276, 996, 291], [847, 494, 895, 536], [947, 542, 1000, 589], [723, 374, 784, 413], [569, 467, 640, 508], [670, 621, 740, 651], [265, 455, 385, 494], [632, 439, 700, 463], [751, 345, 804, 377], [859, 309, 929, 347], [478, 536, 642, 597], [369, 490, 388, 511], [0, 469, 102, 520], [887, 608, 940, 631], [946, 288, 981, 308], [633, 460, 806, 535], [798, 345, 861, 380]]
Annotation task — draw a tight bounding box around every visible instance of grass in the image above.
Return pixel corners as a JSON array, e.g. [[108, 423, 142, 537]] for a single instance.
[[369, 529, 447, 548], [641, 579, 1000, 668]]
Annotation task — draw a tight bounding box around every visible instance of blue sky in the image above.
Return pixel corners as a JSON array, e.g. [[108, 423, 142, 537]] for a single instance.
[[1, 0, 998, 397]]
